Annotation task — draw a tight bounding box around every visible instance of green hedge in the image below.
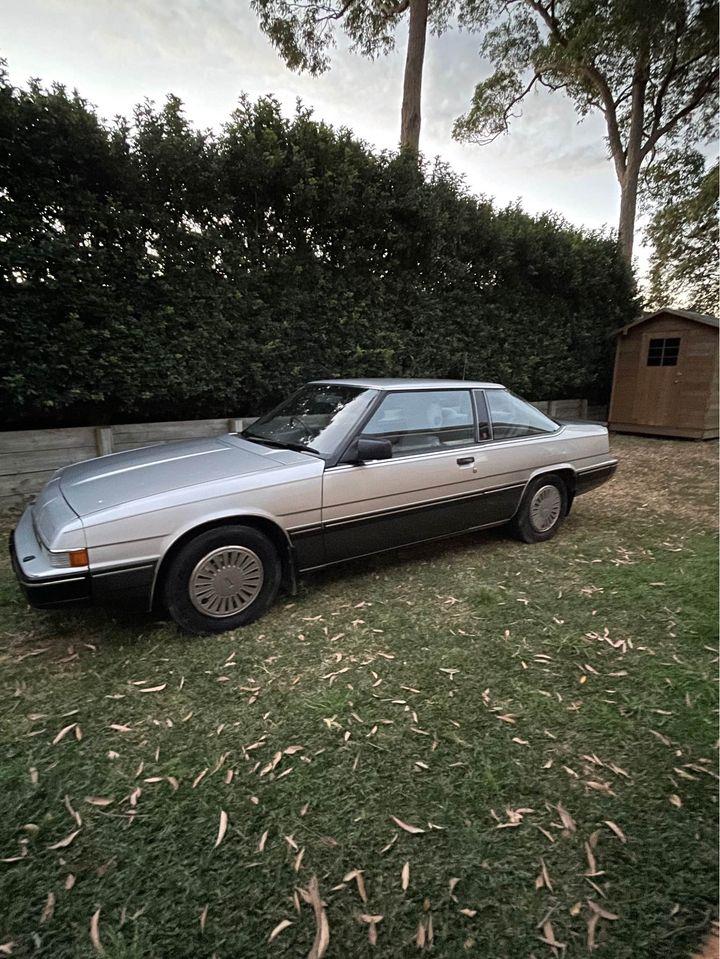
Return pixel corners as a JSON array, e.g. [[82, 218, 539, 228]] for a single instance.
[[0, 67, 638, 428]]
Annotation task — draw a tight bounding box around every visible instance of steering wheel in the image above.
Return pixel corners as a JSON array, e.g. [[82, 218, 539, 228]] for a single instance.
[[288, 415, 316, 439]]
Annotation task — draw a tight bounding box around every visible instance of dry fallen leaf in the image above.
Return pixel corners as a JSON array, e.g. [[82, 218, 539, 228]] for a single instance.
[[90, 908, 104, 955], [584, 841, 603, 877], [214, 810, 228, 848], [268, 919, 293, 942], [459, 908, 477, 917], [390, 816, 425, 835], [40, 892, 55, 924], [669, 794, 683, 808], [588, 900, 619, 920], [539, 920, 565, 949], [258, 829, 269, 853], [47, 828, 81, 851], [65, 874, 76, 891], [380, 833, 398, 854], [587, 911, 600, 951], [139, 684, 167, 693], [359, 914, 382, 946], [64, 795, 82, 827], [556, 802, 577, 834], [52, 723, 78, 745], [401, 861, 410, 891], [536, 858, 553, 892], [603, 820, 626, 843], [85, 797, 114, 807], [344, 869, 368, 903], [305, 875, 330, 959], [199, 904, 208, 933]]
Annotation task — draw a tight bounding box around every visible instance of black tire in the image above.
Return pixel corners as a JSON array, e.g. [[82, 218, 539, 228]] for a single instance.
[[510, 474, 568, 544], [163, 525, 281, 634]]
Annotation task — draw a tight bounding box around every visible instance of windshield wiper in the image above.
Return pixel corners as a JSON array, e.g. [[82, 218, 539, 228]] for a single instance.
[[241, 433, 321, 456]]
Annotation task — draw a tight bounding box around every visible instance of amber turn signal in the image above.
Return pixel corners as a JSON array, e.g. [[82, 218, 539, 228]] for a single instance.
[[69, 548, 89, 567]]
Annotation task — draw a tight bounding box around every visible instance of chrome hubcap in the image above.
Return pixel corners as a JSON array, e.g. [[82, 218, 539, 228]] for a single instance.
[[189, 546, 264, 618], [529, 485, 562, 533]]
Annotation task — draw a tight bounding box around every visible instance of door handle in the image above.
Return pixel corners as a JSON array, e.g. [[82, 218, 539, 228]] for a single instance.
[[457, 456, 475, 466]]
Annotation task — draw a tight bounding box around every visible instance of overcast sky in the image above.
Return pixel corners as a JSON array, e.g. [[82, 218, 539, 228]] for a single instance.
[[5, 0, 647, 265]]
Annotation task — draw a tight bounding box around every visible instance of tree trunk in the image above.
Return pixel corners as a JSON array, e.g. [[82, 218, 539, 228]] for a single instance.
[[617, 50, 648, 263], [618, 167, 639, 263], [400, 0, 428, 153]]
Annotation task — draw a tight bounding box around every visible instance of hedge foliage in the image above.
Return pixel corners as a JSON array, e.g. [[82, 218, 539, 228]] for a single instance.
[[0, 66, 638, 428]]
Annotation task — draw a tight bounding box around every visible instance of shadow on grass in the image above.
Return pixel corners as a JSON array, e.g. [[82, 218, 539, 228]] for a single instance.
[[2, 523, 517, 651]]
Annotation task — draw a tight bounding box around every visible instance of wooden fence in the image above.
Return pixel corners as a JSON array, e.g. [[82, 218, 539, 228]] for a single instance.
[[0, 399, 605, 510]]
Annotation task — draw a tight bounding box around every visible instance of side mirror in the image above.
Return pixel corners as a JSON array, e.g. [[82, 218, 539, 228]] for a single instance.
[[356, 437, 392, 462]]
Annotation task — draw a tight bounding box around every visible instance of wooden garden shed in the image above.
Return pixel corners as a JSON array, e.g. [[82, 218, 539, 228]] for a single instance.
[[608, 308, 718, 439]]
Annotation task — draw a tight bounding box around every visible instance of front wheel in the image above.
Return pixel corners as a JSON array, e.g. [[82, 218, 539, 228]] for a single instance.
[[163, 525, 281, 634], [510, 475, 567, 544]]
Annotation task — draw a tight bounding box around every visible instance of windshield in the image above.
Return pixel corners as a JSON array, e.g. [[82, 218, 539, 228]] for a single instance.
[[242, 384, 377, 458]]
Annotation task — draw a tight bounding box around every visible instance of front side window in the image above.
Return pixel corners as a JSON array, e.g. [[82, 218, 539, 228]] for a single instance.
[[647, 337, 680, 366], [485, 389, 557, 439], [242, 384, 377, 457], [362, 390, 474, 456]]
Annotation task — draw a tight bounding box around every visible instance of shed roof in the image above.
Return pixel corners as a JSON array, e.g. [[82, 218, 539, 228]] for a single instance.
[[613, 307, 719, 336]]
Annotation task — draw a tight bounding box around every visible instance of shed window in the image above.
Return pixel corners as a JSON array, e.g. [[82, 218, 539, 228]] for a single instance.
[[647, 337, 680, 366]]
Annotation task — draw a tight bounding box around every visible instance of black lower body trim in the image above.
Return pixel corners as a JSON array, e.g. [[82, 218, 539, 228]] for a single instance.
[[91, 562, 157, 611], [575, 462, 617, 495], [289, 526, 326, 572], [319, 484, 524, 566]]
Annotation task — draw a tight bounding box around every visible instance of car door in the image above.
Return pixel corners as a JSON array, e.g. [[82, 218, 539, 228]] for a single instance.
[[321, 389, 511, 563]]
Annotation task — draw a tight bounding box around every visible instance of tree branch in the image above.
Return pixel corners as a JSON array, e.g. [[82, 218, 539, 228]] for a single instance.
[[646, 21, 682, 144], [311, 0, 356, 23], [642, 68, 717, 159], [380, 0, 409, 16], [520, 0, 626, 179]]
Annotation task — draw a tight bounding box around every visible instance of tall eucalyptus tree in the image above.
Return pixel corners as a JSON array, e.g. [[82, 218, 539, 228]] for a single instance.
[[454, 0, 718, 261]]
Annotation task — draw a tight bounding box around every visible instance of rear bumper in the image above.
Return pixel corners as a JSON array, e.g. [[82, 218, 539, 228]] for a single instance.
[[10, 530, 92, 608], [575, 460, 618, 495]]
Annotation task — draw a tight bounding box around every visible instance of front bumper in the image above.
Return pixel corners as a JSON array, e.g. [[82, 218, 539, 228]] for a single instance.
[[11, 505, 157, 613], [9, 529, 91, 609]]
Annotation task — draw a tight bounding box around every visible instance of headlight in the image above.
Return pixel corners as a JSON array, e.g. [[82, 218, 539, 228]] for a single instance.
[[47, 548, 89, 569]]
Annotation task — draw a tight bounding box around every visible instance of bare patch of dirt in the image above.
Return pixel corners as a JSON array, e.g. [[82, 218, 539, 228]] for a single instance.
[[588, 433, 718, 529]]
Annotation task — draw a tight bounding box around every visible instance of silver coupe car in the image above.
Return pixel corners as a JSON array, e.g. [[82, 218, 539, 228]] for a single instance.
[[10, 379, 616, 634]]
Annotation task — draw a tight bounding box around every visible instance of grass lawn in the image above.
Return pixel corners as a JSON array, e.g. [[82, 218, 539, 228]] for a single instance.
[[0, 434, 717, 958]]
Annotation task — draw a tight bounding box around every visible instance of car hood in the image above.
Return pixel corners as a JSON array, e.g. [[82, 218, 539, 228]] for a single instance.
[[58, 434, 313, 516]]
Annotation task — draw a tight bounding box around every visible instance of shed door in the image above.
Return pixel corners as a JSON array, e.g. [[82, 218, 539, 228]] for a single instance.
[[633, 330, 684, 427]]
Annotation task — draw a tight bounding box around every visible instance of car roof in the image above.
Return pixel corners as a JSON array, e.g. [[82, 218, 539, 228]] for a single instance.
[[310, 378, 505, 391]]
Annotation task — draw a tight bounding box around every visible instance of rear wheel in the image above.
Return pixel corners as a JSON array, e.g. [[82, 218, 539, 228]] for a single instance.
[[164, 525, 281, 634], [511, 475, 567, 544]]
